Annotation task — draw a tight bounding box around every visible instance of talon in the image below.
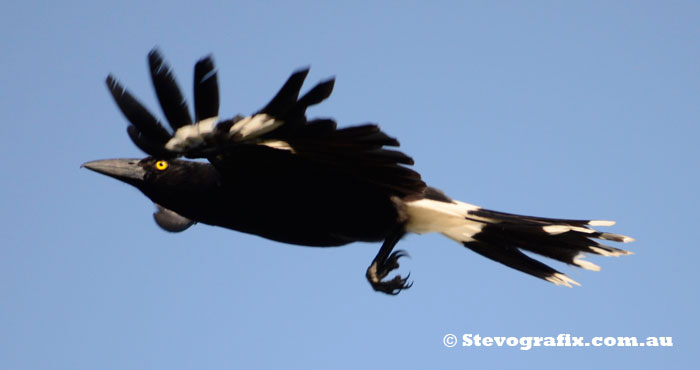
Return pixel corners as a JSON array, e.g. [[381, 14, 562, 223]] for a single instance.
[[383, 249, 410, 271], [390, 250, 410, 260], [379, 274, 413, 295], [366, 258, 413, 295], [366, 230, 412, 295], [395, 272, 412, 290]]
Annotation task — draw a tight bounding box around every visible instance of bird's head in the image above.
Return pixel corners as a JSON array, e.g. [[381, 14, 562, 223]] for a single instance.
[[82, 157, 218, 204], [82, 157, 219, 232]]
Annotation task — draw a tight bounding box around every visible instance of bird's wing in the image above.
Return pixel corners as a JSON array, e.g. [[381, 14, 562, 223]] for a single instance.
[[105, 49, 426, 198]]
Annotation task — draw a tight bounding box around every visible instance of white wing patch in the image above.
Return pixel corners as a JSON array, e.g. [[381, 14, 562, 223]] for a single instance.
[[229, 114, 283, 140], [164, 114, 286, 153], [259, 139, 295, 152], [165, 117, 218, 152]]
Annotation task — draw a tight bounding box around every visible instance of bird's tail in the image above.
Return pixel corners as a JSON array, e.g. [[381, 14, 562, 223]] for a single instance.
[[404, 194, 634, 287]]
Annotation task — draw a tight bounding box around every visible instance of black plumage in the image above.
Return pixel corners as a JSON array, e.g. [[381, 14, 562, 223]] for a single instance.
[[84, 49, 634, 294], [148, 50, 193, 130], [192, 56, 219, 121]]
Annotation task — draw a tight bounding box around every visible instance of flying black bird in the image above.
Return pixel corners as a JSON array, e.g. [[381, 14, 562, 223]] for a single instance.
[[83, 49, 634, 294]]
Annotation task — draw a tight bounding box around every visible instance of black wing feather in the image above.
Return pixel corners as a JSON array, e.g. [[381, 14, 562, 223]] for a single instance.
[[105, 75, 171, 145], [259, 68, 310, 118], [193, 56, 219, 121], [295, 78, 335, 110], [282, 124, 424, 196], [126, 126, 173, 158], [284, 78, 335, 123], [148, 49, 193, 130]]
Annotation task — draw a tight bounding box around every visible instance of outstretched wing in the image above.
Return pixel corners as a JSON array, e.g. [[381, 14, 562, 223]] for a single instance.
[[105, 49, 426, 198]]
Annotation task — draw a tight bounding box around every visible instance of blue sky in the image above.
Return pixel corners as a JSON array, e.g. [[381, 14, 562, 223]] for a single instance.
[[2, 1, 698, 369]]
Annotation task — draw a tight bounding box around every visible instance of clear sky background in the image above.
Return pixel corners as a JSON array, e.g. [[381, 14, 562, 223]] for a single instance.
[[2, 1, 698, 369]]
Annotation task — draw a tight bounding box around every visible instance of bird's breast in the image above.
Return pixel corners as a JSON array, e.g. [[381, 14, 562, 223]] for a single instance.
[[180, 178, 402, 247]]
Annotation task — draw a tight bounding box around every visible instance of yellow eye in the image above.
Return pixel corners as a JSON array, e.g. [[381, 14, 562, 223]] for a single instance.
[[155, 160, 168, 171]]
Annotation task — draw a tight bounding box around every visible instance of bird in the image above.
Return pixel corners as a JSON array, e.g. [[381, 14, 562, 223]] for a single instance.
[[83, 49, 634, 295]]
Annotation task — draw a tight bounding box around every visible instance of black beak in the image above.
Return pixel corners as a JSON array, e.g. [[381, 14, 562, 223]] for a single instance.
[[82, 159, 146, 183]]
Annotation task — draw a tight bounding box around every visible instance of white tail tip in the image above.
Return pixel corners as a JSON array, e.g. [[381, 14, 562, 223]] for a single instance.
[[573, 258, 602, 271], [542, 225, 570, 235], [588, 220, 616, 226], [546, 273, 581, 287]]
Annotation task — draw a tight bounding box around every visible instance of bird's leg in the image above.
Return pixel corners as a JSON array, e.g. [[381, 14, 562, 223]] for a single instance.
[[366, 227, 412, 295]]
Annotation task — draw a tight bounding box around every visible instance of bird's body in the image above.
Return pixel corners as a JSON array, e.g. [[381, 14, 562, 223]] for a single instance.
[[146, 155, 401, 247], [84, 49, 634, 294]]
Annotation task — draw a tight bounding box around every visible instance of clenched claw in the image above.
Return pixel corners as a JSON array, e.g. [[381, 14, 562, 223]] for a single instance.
[[373, 273, 413, 295], [386, 250, 410, 269], [366, 249, 413, 295]]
